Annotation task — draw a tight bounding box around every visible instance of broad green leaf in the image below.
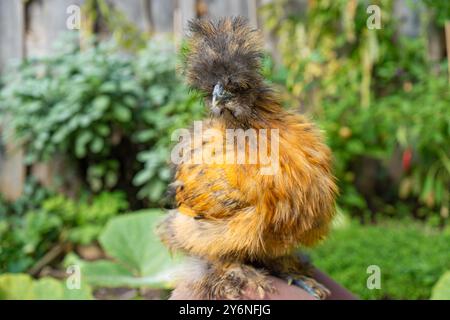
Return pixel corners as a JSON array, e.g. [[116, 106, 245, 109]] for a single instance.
[[81, 259, 180, 289], [63, 283, 94, 300], [431, 271, 450, 300], [99, 82, 116, 93], [148, 180, 166, 202], [90, 137, 104, 153], [0, 274, 93, 300], [80, 260, 134, 287], [95, 123, 111, 136], [33, 278, 64, 299], [105, 171, 118, 188], [158, 167, 171, 181], [132, 169, 153, 186], [75, 131, 93, 158], [0, 274, 34, 300], [98, 210, 179, 277], [93, 95, 110, 113], [113, 105, 132, 122]]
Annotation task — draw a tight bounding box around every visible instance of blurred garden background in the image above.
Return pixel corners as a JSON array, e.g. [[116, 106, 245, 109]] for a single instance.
[[0, 0, 449, 300]]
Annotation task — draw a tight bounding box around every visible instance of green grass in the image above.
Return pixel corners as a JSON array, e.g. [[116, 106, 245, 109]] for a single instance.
[[309, 219, 450, 299]]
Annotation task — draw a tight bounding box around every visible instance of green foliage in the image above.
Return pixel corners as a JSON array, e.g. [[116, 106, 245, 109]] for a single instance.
[[0, 178, 52, 217], [0, 191, 128, 273], [0, 39, 203, 205], [0, 273, 93, 300], [431, 271, 450, 300], [423, 0, 450, 26], [319, 67, 450, 221], [309, 219, 450, 299], [376, 72, 450, 212], [262, 0, 450, 223], [132, 44, 204, 202], [65, 210, 182, 289], [82, 0, 148, 51], [43, 191, 129, 244]]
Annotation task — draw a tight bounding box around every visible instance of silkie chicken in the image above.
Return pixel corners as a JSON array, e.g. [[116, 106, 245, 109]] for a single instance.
[[158, 17, 337, 300]]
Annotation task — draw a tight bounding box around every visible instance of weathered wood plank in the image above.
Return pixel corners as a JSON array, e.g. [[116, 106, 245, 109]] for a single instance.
[[108, 0, 152, 32], [205, 0, 250, 19], [174, 0, 196, 41], [0, 0, 25, 200], [0, 122, 26, 201], [0, 0, 24, 72], [247, 0, 259, 28], [152, 0, 176, 33], [0, 135, 26, 201], [258, 0, 282, 63], [25, 0, 84, 57]]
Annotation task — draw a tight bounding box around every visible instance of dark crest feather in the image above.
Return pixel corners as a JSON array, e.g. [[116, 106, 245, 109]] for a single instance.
[[185, 17, 264, 93]]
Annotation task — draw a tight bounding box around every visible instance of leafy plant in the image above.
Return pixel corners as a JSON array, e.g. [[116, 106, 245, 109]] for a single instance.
[[65, 210, 182, 290], [81, 0, 148, 51], [377, 72, 450, 218], [423, 0, 450, 27], [262, 0, 449, 224], [131, 43, 204, 202], [0, 191, 128, 273], [43, 191, 129, 244], [0, 39, 203, 206], [0, 177, 52, 218], [0, 273, 92, 300]]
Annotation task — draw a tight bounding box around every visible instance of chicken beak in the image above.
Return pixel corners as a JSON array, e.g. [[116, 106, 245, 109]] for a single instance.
[[212, 83, 224, 109], [212, 94, 219, 109], [211, 83, 224, 116]]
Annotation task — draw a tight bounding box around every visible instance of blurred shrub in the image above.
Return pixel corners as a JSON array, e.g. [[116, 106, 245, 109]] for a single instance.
[[262, 0, 449, 223], [82, 0, 148, 51], [0, 273, 92, 300], [309, 220, 450, 299], [0, 177, 51, 218], [423, 0, 450, 26], [375, 73, 450, 217], [42, 191, 128, 244], [319, 68, 450, 223], [0, 39, 203, 207], [0, 191, 128, 273]]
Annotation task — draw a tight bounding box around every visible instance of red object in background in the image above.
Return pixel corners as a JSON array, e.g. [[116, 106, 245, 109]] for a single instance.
[[402, 148, 412, 171]]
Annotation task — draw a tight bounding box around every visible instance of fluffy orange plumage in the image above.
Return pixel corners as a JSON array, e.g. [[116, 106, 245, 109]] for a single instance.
[[158, 17, 337, 299]]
